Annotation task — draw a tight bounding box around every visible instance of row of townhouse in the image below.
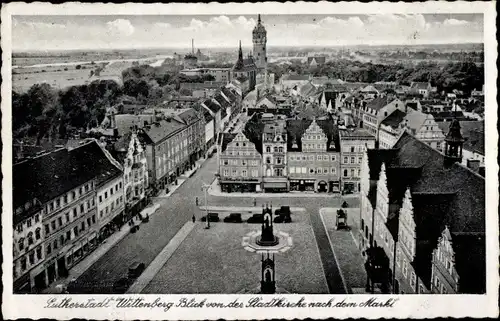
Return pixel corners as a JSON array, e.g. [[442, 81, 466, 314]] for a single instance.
[[217, 115, 375, 194], [359, 125, 485, 294], [13, 140, 129, 293]]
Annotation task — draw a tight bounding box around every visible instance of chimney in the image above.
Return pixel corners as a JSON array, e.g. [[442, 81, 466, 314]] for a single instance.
[[466, 159, 480, 172]]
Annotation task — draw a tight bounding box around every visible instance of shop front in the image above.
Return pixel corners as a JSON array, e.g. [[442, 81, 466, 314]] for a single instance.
[[262, 180, 289, 193], [329, 180, 341, 193], [220, 179, 261, 193]]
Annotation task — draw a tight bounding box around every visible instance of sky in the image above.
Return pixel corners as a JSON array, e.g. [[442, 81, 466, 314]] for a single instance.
[[12, 14, 484, 51]]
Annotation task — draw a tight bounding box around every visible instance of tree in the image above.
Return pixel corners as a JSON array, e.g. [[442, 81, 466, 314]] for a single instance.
[[179, 88, 193, 96]]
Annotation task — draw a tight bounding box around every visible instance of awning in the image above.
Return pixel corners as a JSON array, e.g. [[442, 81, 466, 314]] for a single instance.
[[263, 182, 288, 189]]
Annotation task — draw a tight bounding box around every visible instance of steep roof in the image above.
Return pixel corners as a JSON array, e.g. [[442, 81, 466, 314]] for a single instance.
[[139, 118, 186, 144], [13, 141, 122, 225], [365, 96, 391, 112], [411, 82, 430, 90], [367, 132, 485, 292], [285, 118, 340, 152], [403, 110, 429, 132], [381, 109, 406, 129], [233, 56, 258, 72], [437, 120, 484, 155], [242, 114, 265, 154], [220, 133, 237, 152], [203, 98, 221, 113]]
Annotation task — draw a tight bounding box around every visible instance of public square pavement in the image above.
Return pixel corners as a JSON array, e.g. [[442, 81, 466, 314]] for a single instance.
[[320, 208, 368, 294], [69, 155, 362, 294], [141, 212, 329, 294]]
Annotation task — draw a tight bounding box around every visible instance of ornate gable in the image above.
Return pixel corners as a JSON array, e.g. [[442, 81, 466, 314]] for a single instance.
[[376, 162, 389, 221], [301, 119, 328, 152], [434, 226, 458, 286], [399, 187, 416, 258]]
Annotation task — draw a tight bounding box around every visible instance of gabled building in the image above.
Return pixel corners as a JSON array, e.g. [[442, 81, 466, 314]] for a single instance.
[[286, 118, 341, 192], [359, 130, 485, 294], [218, 132, 263, 192], [410, 81, 434, 98], [13, 140, 123, 293], [339, 128, 376, 194], [362, 97, 405, 140], [262, 120, 288, 192], [379, 109, 445, 151]]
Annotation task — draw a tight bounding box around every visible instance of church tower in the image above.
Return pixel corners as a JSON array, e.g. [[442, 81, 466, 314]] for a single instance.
[[443, 118, 465, 167], [253, 14, 267, 70]]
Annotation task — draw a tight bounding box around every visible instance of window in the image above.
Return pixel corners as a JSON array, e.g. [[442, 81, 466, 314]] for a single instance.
[[351, 169, 355, 177], [60, 235, 65, 246], [35, 228, 41, 240], [343, 169, 348, 177], [331, 168, 336, 174], [53, 239, 58, 250], [18, 238, 25, 251], [45, 224, 50, 235], [34, 214, 40, 223], [223, 160, 228, 166], [317, 155, 321, 161], [276, 158, 282, 164], [27, 219, 32, 228], [331, 155, 336, 161], [56, 199, 60, 208], [223, 169, 229, 176], [351, 157, 355, 164], [71, 191, 76, 199], [410, 272, 416, 289], [252, 170, 258, 177], [350, 146, 355, 153], [104, 192, 108, 199], [358, 156, 363, 163], [58, 217, 63, 227], [73, 208, 77, 218], [74, 226, 79, 237], [29, 251, 35, 265], [343, 157, 348, 164], [51, 221, 56, 230], [47, 244, 52, 255], [64, 195, 68, 204], [402, 260, 408, 277], [28, 232, 34, 245], [242, 160, 247, 166], [242, 170, 247, 177], [80, 204, 84, 214], [99, 195, 103, 203], [266, 146, 271, 153], [36, 247, 42, 260], [266, 157, 271, 164], [290, 167, 295, 174], [21, 258, 27, 271], [66, 231, 71, 241]]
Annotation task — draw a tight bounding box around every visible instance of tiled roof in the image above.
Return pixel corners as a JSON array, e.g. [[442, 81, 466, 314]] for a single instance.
[[139, 118, 186, 144], [242, 114, 265, 154], [365, 96, 391, 112], [411, 82, 429, 90], [233, 57, 258, 72], [368, 132, 485, 292], [404, 110, 429, 131], [13, 141, 122, 225], [282, 74, 309, 81], [220, 133, 237, 152], [381, 109, 406, 129], [451, 233, 486, 293], [203, 98, 221, 113], [437, 120, 484, 155]]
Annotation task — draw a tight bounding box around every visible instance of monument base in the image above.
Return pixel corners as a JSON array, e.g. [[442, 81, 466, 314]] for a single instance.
[[256, 235, 280, 246], [261, 281, 276, 294]]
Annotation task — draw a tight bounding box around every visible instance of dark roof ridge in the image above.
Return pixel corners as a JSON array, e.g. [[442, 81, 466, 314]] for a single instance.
[[452, 162, 486, 180]]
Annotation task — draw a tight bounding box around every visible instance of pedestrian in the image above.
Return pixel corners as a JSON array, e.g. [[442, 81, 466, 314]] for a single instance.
[[192, 215, 196, 223], [253, 198, 257, 207], [196, 197, 199, 206]]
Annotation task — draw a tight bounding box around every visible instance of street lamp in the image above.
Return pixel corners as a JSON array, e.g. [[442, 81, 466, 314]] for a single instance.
[[201, 182, 210, 229]]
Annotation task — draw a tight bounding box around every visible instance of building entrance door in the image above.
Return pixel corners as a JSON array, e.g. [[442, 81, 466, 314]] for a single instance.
[[34, 271, 47, 291], [57, 257, 68, 278], [47, 263, 56, 284], [318, 181, 328, 193]]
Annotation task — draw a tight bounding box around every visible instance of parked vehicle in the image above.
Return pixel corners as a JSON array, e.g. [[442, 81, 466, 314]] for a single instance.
[[224, 213, 243, 223], [247, 213, 263, 223], [128, 262, 146, 279], [274, 215, 292, 223], [201, 213, 220, 222]]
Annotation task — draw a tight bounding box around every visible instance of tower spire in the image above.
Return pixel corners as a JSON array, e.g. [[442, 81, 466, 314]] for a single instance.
[[238, 40, 243, 61]]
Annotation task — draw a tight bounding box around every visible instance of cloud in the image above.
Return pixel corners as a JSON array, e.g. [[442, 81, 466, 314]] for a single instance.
[[106, 19, 135, 36], [11, 14, 483, 51], [443, 19, 469, 26]]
